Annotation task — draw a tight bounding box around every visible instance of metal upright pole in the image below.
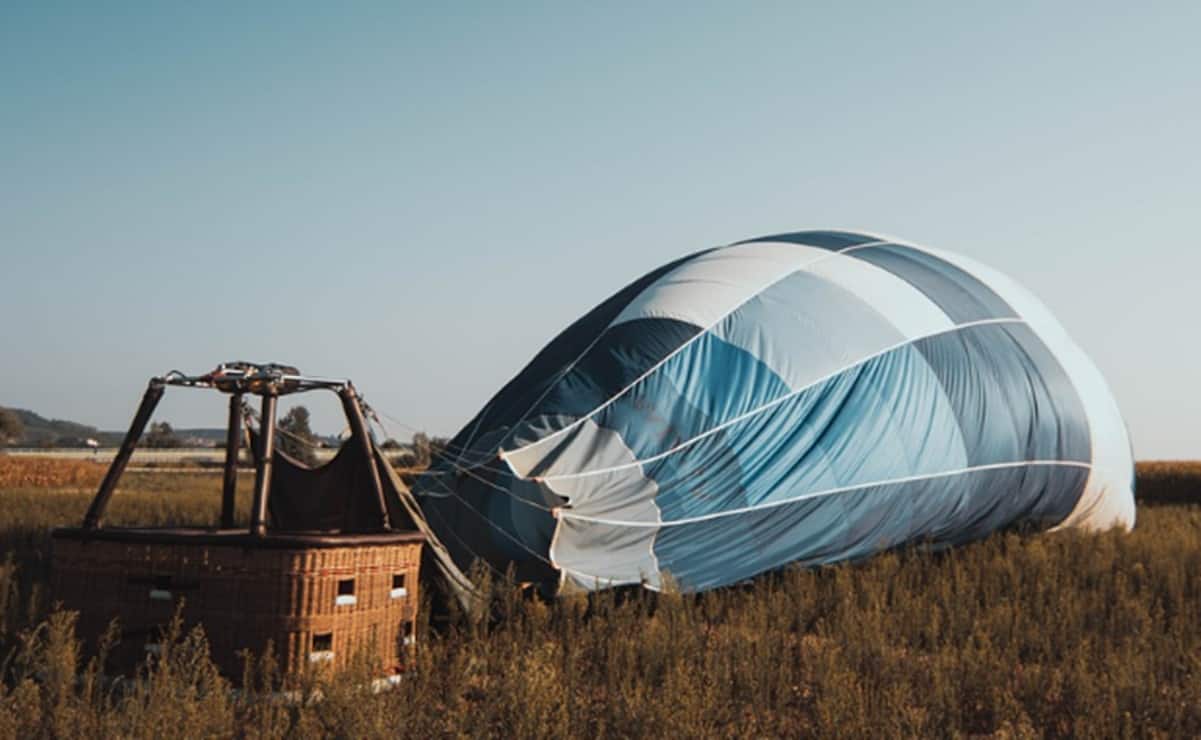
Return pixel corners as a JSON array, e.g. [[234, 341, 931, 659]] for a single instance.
[[83, 380, 165, 530], [219, 392, 243, 529], [250, 393, 277, 537], [340, 385, 390, 531]]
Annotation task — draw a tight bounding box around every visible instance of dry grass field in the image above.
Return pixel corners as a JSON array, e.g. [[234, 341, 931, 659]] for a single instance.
[[1132, 460, 1201, 506], [0, 456, 1197, 738], [0, 458, 107, 490]]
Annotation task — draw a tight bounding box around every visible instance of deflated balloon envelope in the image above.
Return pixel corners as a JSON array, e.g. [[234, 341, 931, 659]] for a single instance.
[[414, 230, 1135, 594]]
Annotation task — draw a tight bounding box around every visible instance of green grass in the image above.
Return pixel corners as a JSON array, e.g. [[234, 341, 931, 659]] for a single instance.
[[0, 469, 1198, 737]]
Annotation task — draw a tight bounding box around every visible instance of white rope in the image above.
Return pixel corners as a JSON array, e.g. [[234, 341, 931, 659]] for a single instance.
[[452, 247, 728, 468], [372, 407, 469, 455], [451, 409, 491, 469], [420, 500, 507, 578], [376, 400, 559, 512], [556, 460, 1096, 528], [363, 405, 560, 517], [374, 415, 559, 571], [418, 451, 557, 512], [533, 317, 1030, 481], [420, 450, 544, 502], [373, 407, 511, 476], [423, 474, 557, 567]]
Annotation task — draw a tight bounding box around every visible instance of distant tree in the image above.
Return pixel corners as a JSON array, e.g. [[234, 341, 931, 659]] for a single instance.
[[390, 432, 454, 470], [278, 405, 318, 466], [0, 408, 23, 446], [410, 432, 433, 469], [385, 432, 422, 472], [384, 432, 457, 484], [143, 421, 182, 448]]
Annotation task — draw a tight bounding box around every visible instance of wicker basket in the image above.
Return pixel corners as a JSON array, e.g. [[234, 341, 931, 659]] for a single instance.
[[51, 528, 423, 679], [52, 364, 434, 681]]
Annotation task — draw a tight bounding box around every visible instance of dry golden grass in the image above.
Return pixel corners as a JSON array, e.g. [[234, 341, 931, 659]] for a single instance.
[[0, 465, 1195, 737], [0, 457, 106, 490], [1136, 461, 1201, 506]]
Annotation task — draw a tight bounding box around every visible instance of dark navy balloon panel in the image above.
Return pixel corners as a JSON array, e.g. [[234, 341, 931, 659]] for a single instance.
[[735, 230, 884, 250], [852, 244, 1019, 323], [414, 231, 1136, 594], [445, 250, 714, 466]]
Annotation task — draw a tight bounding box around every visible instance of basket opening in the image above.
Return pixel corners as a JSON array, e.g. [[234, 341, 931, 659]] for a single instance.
[[312, 633, 333, 652], [337, 578, 355, 596], [392, 573, 405, 590]]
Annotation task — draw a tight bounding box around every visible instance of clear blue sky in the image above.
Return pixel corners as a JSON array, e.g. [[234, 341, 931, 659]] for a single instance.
[[2, 2, 1197, 458]]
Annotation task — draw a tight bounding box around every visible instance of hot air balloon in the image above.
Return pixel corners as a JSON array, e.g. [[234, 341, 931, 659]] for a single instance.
[[415, 230, 1135, 594]]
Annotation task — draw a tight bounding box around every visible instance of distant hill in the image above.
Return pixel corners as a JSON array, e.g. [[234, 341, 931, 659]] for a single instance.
[[1, 408, 228, 448], [1, 407, 339, 448], [6, 408, 113, 447]]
